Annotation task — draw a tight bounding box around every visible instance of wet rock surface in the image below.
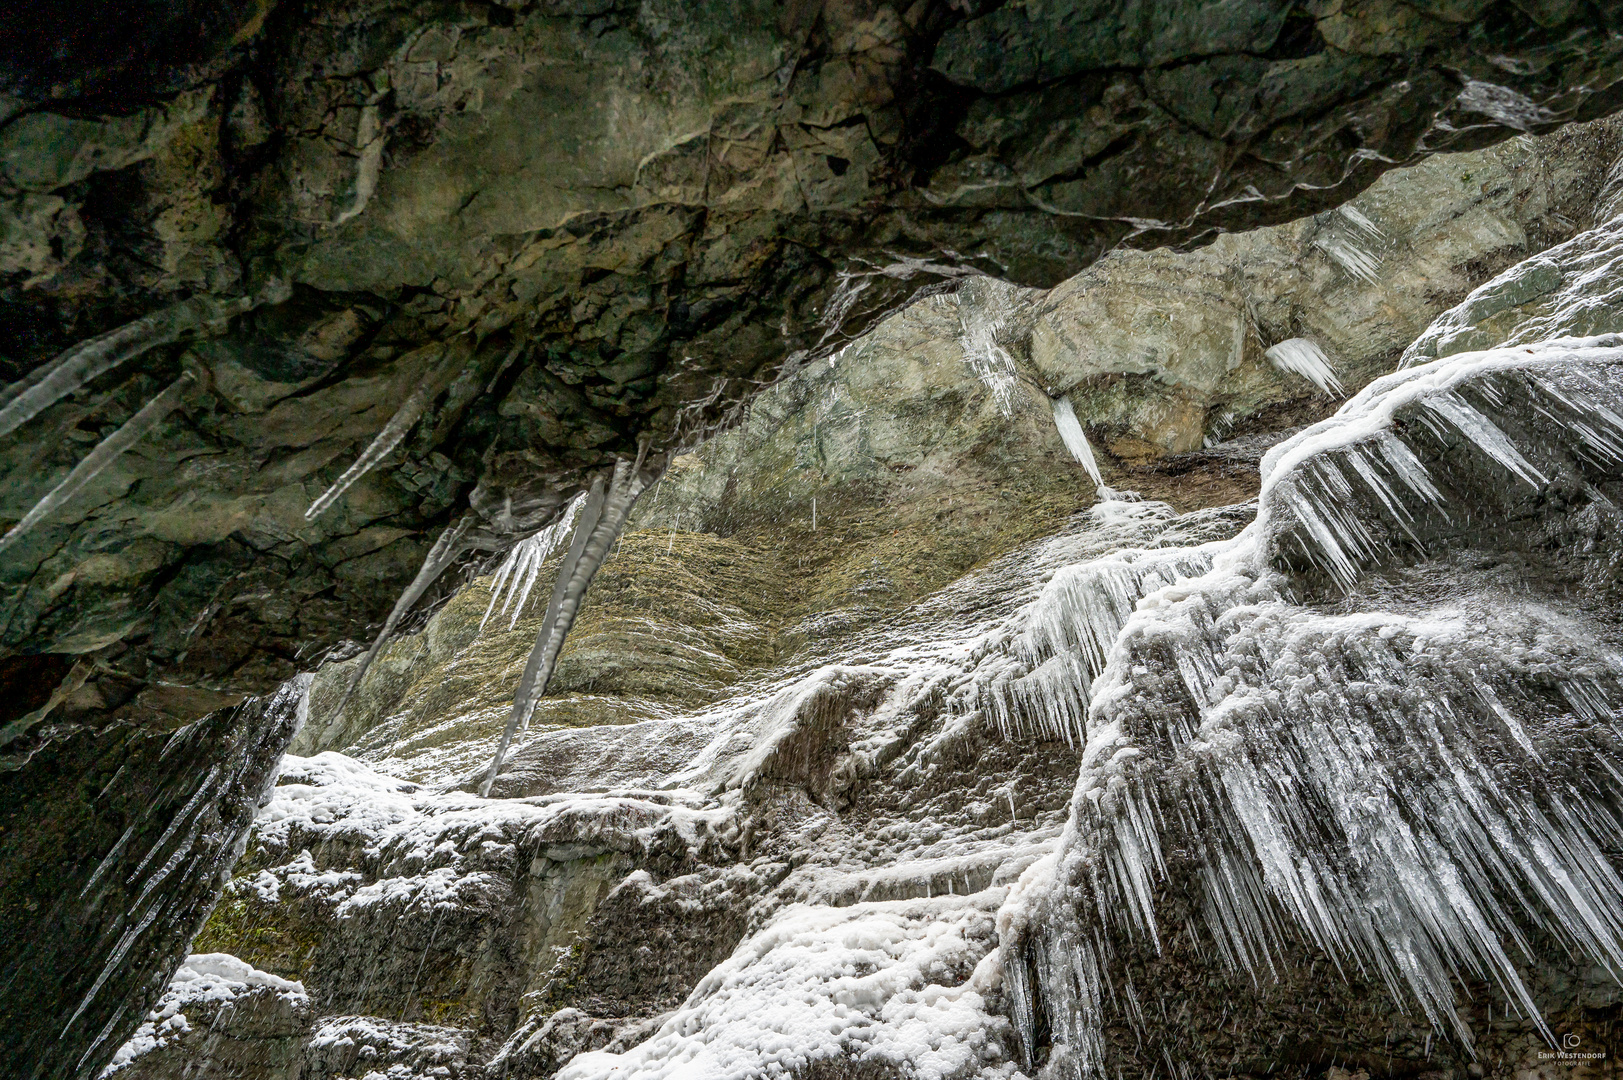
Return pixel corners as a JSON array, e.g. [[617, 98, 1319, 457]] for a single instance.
[[0, 677, 306, 1080], [9, 14, 1623, 1076], [5, 3, 1623, 738]]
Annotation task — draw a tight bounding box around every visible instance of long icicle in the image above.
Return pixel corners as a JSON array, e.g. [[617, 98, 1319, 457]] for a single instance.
[[333, 513, 476, 717], [0, 286, 282, 440], [481, 447, 652, 796], [0, 373, 194, 557], [305, 343, 468, 520]]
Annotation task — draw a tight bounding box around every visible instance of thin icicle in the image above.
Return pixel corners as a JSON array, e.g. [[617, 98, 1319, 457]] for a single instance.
[[481, 449, 656, 797], [1266, 339, 1345, 397], [0, 373, 193, 557], [1052, 395, 1105, 488], [306, 344, 468, 520], [0, 285, 284, 440], [334, 514, 476, 716]]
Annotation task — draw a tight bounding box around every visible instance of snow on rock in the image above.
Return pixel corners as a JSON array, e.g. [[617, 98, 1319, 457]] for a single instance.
[[303, 1014, 472, 1078], [101, 954, 309, 1077], [557, 894, 1019, 1080], [249, 751, 734, 901]]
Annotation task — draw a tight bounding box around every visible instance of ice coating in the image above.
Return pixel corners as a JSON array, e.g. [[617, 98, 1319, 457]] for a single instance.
[[1311, 204, 1385, 285], [195, 342, 1623, 1078]]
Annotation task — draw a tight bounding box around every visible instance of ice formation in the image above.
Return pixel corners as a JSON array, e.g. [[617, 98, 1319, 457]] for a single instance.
[[168, 332, 1623, 1078], [335, 514, 476, 713], [1049, 396, 1105, 488], [0, 283, 284, 439], [1311, 204, 1386, 285], [0, 372, 193, 556], [1264, 337, 1345, 397], [482, 454, 656, 795], [478, 491, 587, 632], [1001, 340, 1623, 1076], [556, 896, 1016, 1080], [955, 285, 1022, 416], [306, 343, 468, 521]]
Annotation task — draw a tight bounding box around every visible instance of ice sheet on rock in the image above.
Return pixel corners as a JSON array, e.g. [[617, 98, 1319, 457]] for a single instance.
[[557, 894, 1019, 1080], [954, 282, 1023, 416], [101, 954, 307, 1077], [1401, 214, 1623, 366]]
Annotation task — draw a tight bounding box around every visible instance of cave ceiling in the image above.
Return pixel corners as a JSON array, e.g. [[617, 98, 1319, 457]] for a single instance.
[[2, 0, 1621, 742]]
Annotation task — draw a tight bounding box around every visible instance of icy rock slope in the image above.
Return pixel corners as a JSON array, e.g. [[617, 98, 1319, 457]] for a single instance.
[[161, 218, 1623, 1076], [188, 491, 1245, 1079], [170, 340, 1623, 1079]]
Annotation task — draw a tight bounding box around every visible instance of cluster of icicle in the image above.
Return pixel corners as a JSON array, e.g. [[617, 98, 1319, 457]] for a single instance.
[[989, 340, 1623, 1077], [480, 451, 655, 795], [478, 491, 586, 632]]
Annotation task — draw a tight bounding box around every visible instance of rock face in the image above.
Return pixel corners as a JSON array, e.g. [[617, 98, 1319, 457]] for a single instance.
[[4, 2, 1623, 739], [0, 676, 306, 1080], [157, 149, 1623, 1077], [102, 953, 313, 1080]]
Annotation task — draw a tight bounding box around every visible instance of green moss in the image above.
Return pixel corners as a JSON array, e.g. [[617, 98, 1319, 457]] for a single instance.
[[193, 891, 326, 980]]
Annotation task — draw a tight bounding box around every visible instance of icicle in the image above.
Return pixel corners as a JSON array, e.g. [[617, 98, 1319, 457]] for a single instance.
[[333, 514, 476, 716], [0, 373, 193, 557], [0, 290, 277, 440], [1265, 339, 1345, 397], [481, 447, 656, 797], [957, 284, 1021, 415], [1312, 204, 1385, 284], [305, 344, 468, 520], [1007, 343, 1623, 1072], [1052, 395, 1106, 488]]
